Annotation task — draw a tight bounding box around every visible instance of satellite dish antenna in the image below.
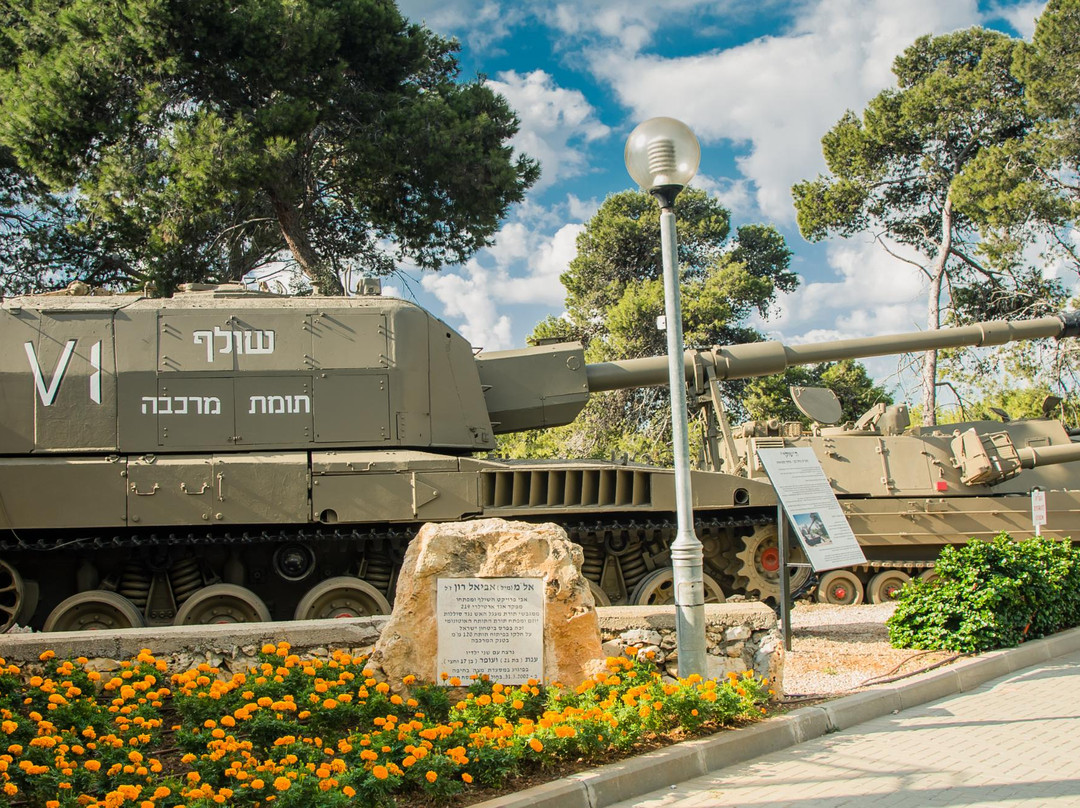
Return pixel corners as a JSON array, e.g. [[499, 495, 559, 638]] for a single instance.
[[790, 386, 843, 425]]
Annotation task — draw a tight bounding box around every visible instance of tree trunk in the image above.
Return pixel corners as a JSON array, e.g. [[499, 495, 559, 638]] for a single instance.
[[921, 194, 953, 426], [268, 188, 343, 294]]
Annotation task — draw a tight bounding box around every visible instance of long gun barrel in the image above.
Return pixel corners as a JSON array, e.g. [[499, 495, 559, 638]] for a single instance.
[[585, 312, 1080, 392], [477, 312, 1080, 434]]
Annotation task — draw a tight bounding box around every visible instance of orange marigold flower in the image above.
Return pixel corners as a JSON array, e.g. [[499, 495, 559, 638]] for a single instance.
[[425, 771, 438, 783], [273, 776, 291, 791], [462, 772, 473, 783], [528, 738, 543, 752], [372, 765, 389, 780]]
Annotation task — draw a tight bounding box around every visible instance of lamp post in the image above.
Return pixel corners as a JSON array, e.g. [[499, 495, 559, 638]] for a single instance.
[[624, 117, 706, 678]]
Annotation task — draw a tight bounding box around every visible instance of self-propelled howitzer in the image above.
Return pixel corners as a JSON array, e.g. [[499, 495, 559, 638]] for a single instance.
[[0, 284, 1077, 631]]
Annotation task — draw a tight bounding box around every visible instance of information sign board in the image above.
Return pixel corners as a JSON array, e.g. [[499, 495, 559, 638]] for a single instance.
[[757, 447, 867, 571], [437, 577, 544, 684]]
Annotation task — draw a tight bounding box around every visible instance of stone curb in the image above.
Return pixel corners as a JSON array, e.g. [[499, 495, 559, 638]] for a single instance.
[[468, 625, 1080, 808], [0, 617, 389, 662]]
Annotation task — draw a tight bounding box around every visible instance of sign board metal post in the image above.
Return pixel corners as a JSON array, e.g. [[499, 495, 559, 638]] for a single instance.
[[757, 447, 868, 652], [778, 503, 792, 651]]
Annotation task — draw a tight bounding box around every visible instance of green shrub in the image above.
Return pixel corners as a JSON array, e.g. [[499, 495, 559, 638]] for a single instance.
[[887, 533, 1080, 653]]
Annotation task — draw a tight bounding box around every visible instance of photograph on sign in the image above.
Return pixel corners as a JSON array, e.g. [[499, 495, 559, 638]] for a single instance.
[[756, 447, 867, 571], [792, 511, 832, 547], [437, 577, 544, 685]]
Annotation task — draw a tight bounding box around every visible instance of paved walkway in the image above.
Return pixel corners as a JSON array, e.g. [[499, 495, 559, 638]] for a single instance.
[[607, 650, 1080, 808]]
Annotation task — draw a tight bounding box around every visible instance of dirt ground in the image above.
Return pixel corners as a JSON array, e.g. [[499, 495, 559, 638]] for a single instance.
[[782, 601, 960, 697]]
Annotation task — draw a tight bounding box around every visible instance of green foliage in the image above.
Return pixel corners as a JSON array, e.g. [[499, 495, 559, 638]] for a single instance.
[[0, 0, 537, 294], [793, 28, 1031, 264], [0, 148, 124, 296], [955, 0, 1080, 269], [742, 359, 893, 424], [498, 188, 796, 464], [791, 28, 1069, 420], [888, 534, 1080, 652]]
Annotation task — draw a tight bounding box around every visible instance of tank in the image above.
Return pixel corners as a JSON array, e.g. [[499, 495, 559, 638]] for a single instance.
[[0, 283, 1077, 631]]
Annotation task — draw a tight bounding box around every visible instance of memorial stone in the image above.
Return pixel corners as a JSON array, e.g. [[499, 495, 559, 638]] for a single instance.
[[367, 519, 605, 686]]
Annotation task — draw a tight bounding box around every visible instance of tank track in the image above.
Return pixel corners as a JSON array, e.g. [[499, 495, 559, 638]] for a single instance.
[[0, 512, 774, 553]]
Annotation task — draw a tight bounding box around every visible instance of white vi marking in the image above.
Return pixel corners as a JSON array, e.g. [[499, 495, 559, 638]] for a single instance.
[[25, 340, 77, 406], [90, 341, 101, 404]]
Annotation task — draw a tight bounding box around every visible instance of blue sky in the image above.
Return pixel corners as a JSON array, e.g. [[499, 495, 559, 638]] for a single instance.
[[389, 0, 1054, 395]]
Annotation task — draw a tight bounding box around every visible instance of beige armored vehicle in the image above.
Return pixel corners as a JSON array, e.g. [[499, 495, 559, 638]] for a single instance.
[[714, 387, 1080, 604], [0, 284, 1077, 631]]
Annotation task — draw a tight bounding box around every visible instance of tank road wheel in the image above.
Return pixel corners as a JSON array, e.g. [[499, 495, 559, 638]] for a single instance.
[[173, 584, 271, 625], [867, 570, 912, 604], [293, 577, 391, 620], [629, 568, 726, 606], [43, 591, 145, 632], [815, 570, 864, 605], [734, 525, 812, 602], [588, 580, 612, 608], [0, 560, 24, 633], [918, 568, 939, 585]]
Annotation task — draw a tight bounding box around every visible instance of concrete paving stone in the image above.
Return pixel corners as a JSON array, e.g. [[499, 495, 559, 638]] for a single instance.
[[468, 776, 588, 808], [952, 652, 1013, 691], [890, 667, 960, 710], [1044, 626, 1080, 657], [819, 688, 901, 731], [1000, 640, 1052, 671], [597, 644, 1080, 808], [574, 741, 704, 807]]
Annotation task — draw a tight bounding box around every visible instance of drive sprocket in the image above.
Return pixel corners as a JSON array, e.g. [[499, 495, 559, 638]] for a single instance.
[[734, 524, 812, 602]]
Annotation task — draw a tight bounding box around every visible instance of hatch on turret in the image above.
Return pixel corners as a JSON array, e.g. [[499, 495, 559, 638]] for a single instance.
[[790, 386, 842, 425]]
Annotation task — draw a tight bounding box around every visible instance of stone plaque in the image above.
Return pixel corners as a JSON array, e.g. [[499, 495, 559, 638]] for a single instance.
[[437, 577, 544, 684]]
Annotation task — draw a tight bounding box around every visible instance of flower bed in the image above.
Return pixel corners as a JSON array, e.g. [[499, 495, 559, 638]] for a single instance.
[[0, 644, 772, 807]]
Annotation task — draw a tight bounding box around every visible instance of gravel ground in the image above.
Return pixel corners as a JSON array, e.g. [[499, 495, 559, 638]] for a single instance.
[[782, 601, 959, 697]]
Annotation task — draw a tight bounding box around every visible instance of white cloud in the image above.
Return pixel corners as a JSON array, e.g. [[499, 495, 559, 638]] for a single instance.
[[764, 239, 926, 334], [589, 0, 984, 223], [420, 197, 590, 349], [486, 70, 611, 189], [985, 1, 1046, 38], [693, 173, 754, 220]]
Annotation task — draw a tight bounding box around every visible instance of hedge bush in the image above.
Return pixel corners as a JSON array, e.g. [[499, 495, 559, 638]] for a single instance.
[[887, 533, 1080, 653]]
